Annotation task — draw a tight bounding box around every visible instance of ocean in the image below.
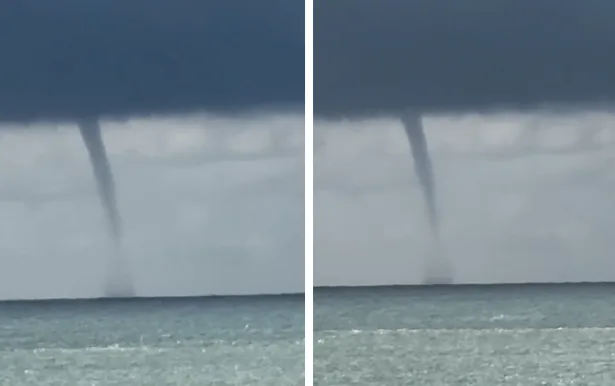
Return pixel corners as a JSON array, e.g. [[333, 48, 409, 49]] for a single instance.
[[314, 284, 615, 385], [0, 295, 304, 385]]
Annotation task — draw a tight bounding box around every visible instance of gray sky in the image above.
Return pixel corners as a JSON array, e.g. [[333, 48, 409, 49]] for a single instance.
[[315, 0, 615, 117], [315, 111, 615, 285], [0, 2, 303, 123], [0, 114, 304, 300]]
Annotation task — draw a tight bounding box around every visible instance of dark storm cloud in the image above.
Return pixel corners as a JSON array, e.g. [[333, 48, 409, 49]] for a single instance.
[[0, 1, 304, 123], [314, 0, 615, 118]]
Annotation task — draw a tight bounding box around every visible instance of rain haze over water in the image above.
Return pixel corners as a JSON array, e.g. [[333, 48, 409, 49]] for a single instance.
[[0, 114, 304, 300], [315, 112, 615, 286]]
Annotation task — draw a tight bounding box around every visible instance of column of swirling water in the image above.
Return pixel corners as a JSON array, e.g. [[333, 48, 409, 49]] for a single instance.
[[402, 112, 453, 285], [79, 119, 135, 297]]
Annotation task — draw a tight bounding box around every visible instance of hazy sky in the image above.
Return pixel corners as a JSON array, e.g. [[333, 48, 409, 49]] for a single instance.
[[0, 114, 304, 300], [315, 111, 615, 286]]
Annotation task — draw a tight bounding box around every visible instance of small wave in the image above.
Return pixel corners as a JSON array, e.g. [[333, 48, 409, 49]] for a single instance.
[[30, 345, 167, 355], [459, 313, 541, 322], [316, 326, 615, 337]]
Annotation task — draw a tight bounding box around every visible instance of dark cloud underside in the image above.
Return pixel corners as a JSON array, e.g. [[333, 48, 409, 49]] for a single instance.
[[0, 0, 304, 123], [315, 0, 615, 118]]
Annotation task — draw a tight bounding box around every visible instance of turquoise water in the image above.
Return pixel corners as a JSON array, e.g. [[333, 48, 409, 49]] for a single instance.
[[0, 295, 304, 385], [314, 284, 615, 385]]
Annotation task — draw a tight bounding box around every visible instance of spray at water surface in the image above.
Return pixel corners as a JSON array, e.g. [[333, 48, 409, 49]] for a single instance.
[[78, 119, 135, 297]]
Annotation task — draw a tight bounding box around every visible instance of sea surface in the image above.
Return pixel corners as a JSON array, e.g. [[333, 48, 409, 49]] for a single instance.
[[0, 295, 304, 385], [314, 284, 615, 385]]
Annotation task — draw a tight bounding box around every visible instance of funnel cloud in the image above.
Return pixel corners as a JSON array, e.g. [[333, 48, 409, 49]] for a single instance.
[[78, 120, 121, 243], [402, 113, 453, 284], [402, 114, 438, 236], [78, 120, 134, 297]]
